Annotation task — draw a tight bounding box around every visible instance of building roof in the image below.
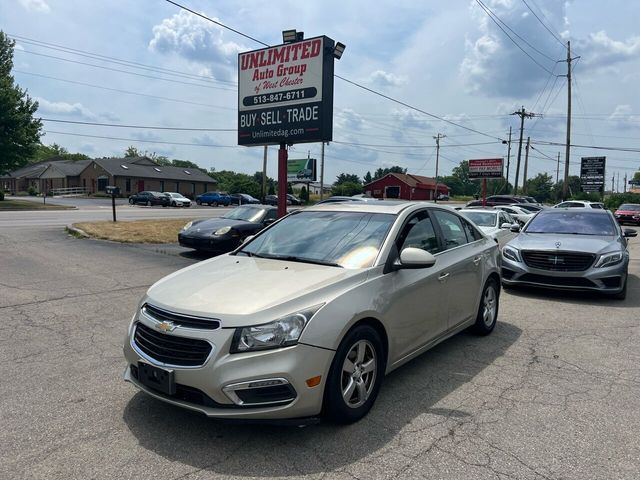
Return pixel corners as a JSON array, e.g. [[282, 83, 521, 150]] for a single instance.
[[91, 157, 215, 183], [1, 159, 90, 179], [364, 173, 440, 188]]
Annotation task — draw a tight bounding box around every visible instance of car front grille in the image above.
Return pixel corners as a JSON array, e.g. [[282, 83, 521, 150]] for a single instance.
[[142, 303, 220, 330], [133, 322, 212, 366], [521, 250, 595, 272]]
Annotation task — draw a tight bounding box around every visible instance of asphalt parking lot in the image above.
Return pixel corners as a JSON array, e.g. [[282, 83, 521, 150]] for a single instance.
[[1, 221, 639, 479]]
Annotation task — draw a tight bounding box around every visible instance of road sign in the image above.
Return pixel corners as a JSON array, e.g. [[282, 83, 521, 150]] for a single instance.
[[287, 158, 317, 182], [580, 156, 606, 193], [468, 158, 504, 179]]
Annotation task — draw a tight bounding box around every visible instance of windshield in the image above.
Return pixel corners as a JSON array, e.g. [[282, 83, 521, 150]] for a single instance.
[[619, 204, 640, 211], [462, 211, 497, 227], [525, 211, 616, 235], [168, 193, 181, 198], [238, 211, 395, 268], [223, 206, 266, 222]]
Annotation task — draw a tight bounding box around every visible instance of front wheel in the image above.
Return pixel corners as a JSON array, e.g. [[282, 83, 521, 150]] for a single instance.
[[196, 199, 202, 205], [171, 201, 176, 207], [145, 200, 150, 207], [212, 201, 218, 207], [128, 198, 134, 205], [472, 278, 499, 335], [323, 325, 385, 424]]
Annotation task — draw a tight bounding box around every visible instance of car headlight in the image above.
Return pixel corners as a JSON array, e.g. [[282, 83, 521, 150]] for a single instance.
[[502, 246, 521, 263], [633, 215, 640, 220], [230, 305, 323, 353], [182, 221, 193, 231], [214, 226, 232, 235], [594, 252, 623, 268]]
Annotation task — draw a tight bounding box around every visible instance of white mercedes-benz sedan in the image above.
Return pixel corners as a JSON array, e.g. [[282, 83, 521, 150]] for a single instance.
[[123, 201, 501, 423]]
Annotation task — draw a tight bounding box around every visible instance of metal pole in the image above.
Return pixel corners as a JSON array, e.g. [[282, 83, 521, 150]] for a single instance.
[[556, 152, 560, 184], [112, 193, 117, 222], [320, 142, 325, 200], [277, 143, 288, 218], [482, 178, 487, 207], [262, 145, 267, 202], [563, 41, 572, 201], [523, 137, 530, 194], [513, 107, 526, 195], [505, 126, 512, 191], [433, 133, 445, 202]]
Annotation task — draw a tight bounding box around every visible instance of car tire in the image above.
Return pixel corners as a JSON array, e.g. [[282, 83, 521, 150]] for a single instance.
[[128, 198, 134, 205], [171, 201, 176, 207], [196, 199, 202, 205], [212, 201, 218, 207], [145, 200, 150, 207], [472, 278, 499, 335], [323, 324, 385, 424]]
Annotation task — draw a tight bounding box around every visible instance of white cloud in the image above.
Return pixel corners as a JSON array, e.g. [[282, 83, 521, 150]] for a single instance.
[[35, 97, 98, 120], [335, 109, 365, 132], [368, 70, 408, 88], [149, 10, 244, 80], [576, 31, 640, 69], [607, 104, 640, 130], [18, 0, 50, 13]]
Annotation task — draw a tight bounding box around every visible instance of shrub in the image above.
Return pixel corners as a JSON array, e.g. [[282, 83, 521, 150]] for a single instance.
[[604, 193, 640, 210], [16, 191, 29, 196], [0, 191, 4, 201], [28, 186, 37, 196]]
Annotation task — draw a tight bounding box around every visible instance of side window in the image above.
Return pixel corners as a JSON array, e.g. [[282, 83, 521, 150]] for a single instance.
[[397, 211, 440, 254], [264, 209, 277, 221], [432, 210, 469, 250], [461, 217, 483, 242]]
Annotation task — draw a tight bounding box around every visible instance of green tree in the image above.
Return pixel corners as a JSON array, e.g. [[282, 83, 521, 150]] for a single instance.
[[335, 173, 361, 185], [331, 181, 363, 196], [0, 31, 42, 174], [300, 185, 309, 203], [124, 146, 140, 158], [363, 171, 373, 184], [633, 171, 640, 182], [524, 173, 553, 202], [30, 143, 89, 163], [372, 166, 407, 181]]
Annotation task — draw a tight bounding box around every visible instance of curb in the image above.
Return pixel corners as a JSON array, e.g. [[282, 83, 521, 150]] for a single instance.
[[65, 225, 90, 238]]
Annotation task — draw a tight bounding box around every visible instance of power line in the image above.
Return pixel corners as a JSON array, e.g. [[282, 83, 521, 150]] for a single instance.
[[521, 0, 567, 49], [474, 0, 555, 74], [332, 140, 500, 149], [40, 118, 236, 131], [532, 139, 640, 153], [163, 0, 505, 142], [14, 70, 234, 110], [43, 130, 239, 148]]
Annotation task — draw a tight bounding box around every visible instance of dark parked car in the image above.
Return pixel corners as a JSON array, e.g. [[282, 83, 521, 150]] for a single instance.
[[229, 193, 260, 205], [179, 205, 278, 253], [196, 191, 231, 207], [614, 203, 640, 225], [287, 194, 302, 205], [466, 195, 528, 207], [128, 191, 170, 207], [265, 195, 291, 206]]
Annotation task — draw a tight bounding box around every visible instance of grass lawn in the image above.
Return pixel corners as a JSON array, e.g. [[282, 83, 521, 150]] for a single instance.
[[73, 218, 192, 243], [0, 199, 72, 210]]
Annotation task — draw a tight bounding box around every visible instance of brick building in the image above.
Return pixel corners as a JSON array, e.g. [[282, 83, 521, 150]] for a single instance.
[[363, 173, 449, 200]]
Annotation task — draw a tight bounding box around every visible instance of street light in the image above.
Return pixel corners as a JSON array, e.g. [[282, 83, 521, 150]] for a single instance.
[[282, 29, 303, 43], [333, 42, 346, 59]]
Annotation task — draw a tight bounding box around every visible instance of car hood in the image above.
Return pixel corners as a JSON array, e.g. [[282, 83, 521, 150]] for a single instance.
[[508, 232, 621, 254], [183, 218, 255, 234], [477, 225, 500, 237], [145, 254, 367, 325]]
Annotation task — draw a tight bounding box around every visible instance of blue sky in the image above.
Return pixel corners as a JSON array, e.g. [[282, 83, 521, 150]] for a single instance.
[[2, 0, 640, 189]]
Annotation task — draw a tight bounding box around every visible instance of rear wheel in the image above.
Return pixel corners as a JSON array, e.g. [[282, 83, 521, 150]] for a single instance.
[[472, 278, 499, 335], [196, 199, 202, 205], [171, 201, 176, 207], [128, 198, 134, 205], [323, 325, 385, 424], [145, 200, 150, 207], [212, 201, 218, 207]]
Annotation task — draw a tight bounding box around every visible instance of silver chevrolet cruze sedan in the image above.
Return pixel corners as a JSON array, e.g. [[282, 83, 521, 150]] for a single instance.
[[501, 207, 637, 299], [123, 201, 501, 423]]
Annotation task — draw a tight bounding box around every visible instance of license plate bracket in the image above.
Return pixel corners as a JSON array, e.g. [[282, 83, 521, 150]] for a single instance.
[[138, 362, 176, 395]]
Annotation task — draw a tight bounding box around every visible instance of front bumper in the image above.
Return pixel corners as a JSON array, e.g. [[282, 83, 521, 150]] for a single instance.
[[123, 314, 334, 420], [178, 233, 238, 253], [501, 253, 628, 294]]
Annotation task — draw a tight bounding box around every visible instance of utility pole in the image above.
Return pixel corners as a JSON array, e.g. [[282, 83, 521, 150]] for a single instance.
[[556, 152, 560, 184], [617, 171, 620, 193], [562, 41, 580, 200], [261, 146, 268, 202], [320, 142, 325, 200], [523, 137, 531, 194], [433, 133, 445, 202], [503, 126, 512, 193], [611, 175, 615, 194], [511, 107, 540, 194], [624, 173, 627, 193]]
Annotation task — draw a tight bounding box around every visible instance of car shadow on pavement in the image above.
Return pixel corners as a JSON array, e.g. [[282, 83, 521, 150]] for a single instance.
[[122, 321, 521, 476], [502, 273, 640, 308]]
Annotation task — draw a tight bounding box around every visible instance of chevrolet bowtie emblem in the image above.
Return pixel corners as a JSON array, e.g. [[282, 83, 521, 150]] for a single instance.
[[156, 321, 177, 332]]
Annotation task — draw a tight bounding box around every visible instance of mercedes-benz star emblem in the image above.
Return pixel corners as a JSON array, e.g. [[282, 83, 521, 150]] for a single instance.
[[555, 241, 561, 248]]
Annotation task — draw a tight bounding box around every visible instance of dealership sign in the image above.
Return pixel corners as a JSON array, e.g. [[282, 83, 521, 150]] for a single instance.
[[580, 156, 606, 193], [468, 158, 504, 179], [287, 158, 317, 182], [237, 36, 335, 146]]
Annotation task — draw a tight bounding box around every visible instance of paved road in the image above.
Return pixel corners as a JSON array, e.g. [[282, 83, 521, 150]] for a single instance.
[[1, 224, 639, 479]]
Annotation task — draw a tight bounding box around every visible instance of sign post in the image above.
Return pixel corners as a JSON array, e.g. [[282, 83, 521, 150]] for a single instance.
[[238, 33, 340, 217], [580, 157, 606, 198], [105, 186, 120, 222], [468, 158, 504, 207]]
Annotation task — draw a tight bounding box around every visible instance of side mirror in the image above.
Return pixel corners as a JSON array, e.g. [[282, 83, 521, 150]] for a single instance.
[[241, 235, 254, 244], [263, 218, 276, 226], [623, 228, 637, 238], [398, 247, 437, 269], [500, 222, 511, 229], [510, 224, 521, 233]]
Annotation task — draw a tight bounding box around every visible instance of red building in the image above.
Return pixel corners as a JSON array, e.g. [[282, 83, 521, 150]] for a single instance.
[[363, 173, 449, 200]]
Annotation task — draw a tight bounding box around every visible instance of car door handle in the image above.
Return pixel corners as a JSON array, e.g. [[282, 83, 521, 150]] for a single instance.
[[438, 273, 450, 282], [473, 256, 482, 265]]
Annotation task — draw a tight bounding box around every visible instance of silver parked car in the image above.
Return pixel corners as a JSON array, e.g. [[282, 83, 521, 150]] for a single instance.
[[123, 202, 501, 423], [501, 208, 637, 299], [460, 208, 520, 249]]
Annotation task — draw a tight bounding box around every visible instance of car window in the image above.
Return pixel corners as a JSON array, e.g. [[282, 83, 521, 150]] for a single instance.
[[397, 211, 440, 254], [264, 209, 277, 221], [591, 203, 604, 209], [432, 210, 468, 250], [461, 217, 483, 242], [525, 211, 616, 235], [502, 207, 516, 214]]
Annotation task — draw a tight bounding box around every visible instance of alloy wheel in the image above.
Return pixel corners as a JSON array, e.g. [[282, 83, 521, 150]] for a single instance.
[[482, 285, 497, 327], [341, 340, 377, 408]]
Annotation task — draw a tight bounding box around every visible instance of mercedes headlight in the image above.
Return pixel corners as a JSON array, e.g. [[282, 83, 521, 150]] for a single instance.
[[182, 221, 193, 231], [594, 252, 623, 268], [214, 226, 232, 235], [502, 246, 521, 263], [230, 305, 323, 353]]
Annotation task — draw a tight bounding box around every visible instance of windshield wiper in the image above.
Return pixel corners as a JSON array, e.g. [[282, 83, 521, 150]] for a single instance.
[[251, 253, 343, 267]]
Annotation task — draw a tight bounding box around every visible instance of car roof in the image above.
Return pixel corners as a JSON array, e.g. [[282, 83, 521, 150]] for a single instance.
[[305, 200, 453, 215], [542, 207, 609, 214], [459, 208, 498, 214]]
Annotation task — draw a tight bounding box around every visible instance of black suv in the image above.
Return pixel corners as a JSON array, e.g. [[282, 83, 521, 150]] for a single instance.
[[128, 191, 170, 206], [466, 195, 528, 207]]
